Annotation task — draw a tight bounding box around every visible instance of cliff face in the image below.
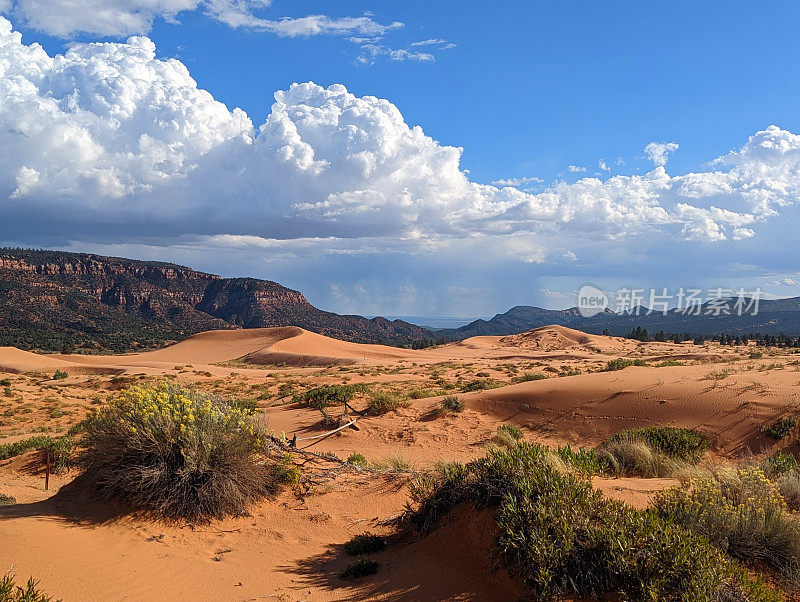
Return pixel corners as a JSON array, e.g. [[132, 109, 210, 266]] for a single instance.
[[0, 249, 431, 351]]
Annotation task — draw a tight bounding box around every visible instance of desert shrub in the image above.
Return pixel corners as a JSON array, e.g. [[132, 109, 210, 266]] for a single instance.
[[602, 426, 711, 463], [43, 436, 75, 472], [513, 372, 547, 383], [0, 378, 11, 387], [0, 493, 15, 505], [778, 471, 800, 510], [763, 451, 799, 477], [655, 359, 684, 367], [655, 466, 800, 581], [0, 573, 56, 602], [339, 558, 379, 580], [763, 416, 797, 440], [0, 435, 52, 461], [344, 533, 386, 556], [0, 434, 73, 470], [80, 381, 281, 521], [52, 370, 68, 380], [554, 445, 605, 477], [409, 443, 775, 601], [347, 453, 368, 467], [603, 358, 647, 371], [230, 398, 258, 414], [460, 378, 501, 393], [3, 387, 11, 397], [492, 424, 524, 447], [364, 391, 409, 416], [292, 384, 365, 411], [434, 396, 464, 417], [408, 388, 434, 399]]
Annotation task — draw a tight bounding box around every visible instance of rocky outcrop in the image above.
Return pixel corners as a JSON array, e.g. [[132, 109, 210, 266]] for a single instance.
[[0, 248, 432, 351]]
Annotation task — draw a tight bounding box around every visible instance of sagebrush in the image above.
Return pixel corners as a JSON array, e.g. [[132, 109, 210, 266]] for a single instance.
[[81, 381, 287, 521]]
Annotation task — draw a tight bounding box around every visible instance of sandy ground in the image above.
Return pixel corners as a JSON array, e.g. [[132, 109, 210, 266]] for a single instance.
[[1, 324, 798, 600]]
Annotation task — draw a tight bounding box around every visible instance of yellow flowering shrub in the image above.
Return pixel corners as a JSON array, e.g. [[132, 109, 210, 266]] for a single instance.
[[655, 466, 800, 579], [82, 381, 281, 521]]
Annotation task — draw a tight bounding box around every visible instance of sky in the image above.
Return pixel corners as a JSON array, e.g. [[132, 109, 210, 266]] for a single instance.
[[2, 1, 800, 318]]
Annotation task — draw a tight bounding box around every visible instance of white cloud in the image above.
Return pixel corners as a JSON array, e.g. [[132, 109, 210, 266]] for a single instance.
[[568, 164, 587, 173], [409, 38, 455, 49], [355, 41, 434, 64], [490, 176, 544, 188], [410, 38, 445, 47], [645, 141, 679, 166], [1, 15, 799, 276], [598, 159, 610, 171], [4, 0, 402, 38]]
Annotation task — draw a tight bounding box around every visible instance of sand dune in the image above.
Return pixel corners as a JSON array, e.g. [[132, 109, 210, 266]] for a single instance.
[[499, 324, 630, 352], [1, 324, 793, 600]]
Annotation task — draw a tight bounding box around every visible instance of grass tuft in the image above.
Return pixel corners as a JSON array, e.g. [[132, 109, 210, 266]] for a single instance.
[[433, 396, 464, 417], [0, 572, 57, 602]]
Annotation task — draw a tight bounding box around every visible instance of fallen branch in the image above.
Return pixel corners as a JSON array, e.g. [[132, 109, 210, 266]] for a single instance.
[[291, 416, 365, 450]]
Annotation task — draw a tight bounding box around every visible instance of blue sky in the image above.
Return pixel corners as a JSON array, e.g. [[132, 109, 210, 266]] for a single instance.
[[2, 1, 800, 317]]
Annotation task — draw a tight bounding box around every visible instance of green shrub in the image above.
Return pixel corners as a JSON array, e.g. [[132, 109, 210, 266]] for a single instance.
[[364, 391, 409, 416], [43, 436, 75, 472], [347, 453, 368, 467], [655, 466, 800, 581], [655, 359, 685, 367], [603, 358, 647, 371], [0, 434, 73, 471], [0, 493, 15, 506], [602, 426, 711, 463], [763, 416, 797, 440], [343, 533, 386, 556], [339, 558, 379, 580], [434, 395, 464, 416], [230, 398, 258, 414], [513, 372, 547, 383], [554, 445, 605, 477], [0, 573, 57, 602], [460, 379, 501, 393], [52, 370, 68, 380], [292, 384, 364, 411], [764, 451, 799, 477], [81, 381, 280, 521], [408, 388, 434, 399], [0, 378, 11, 387], [3, 387, 11, 397], [0, 435, 52, 461], [409, 443, 775, 601]]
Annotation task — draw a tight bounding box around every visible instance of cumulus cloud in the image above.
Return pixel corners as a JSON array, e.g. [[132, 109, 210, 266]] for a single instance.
[[3, 0, 402, 38], [3, 15, 800, 310], [568, 164, 587, 173], [645, 141, 679, 166]]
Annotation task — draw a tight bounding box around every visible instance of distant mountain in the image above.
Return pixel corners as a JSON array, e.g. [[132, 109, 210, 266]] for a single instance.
[[439, 298, 800, 339], [0, 248, 432, 352]]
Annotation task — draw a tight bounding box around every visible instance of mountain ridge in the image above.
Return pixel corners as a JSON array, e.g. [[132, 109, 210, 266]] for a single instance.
[[0, 248, 431, 352]]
